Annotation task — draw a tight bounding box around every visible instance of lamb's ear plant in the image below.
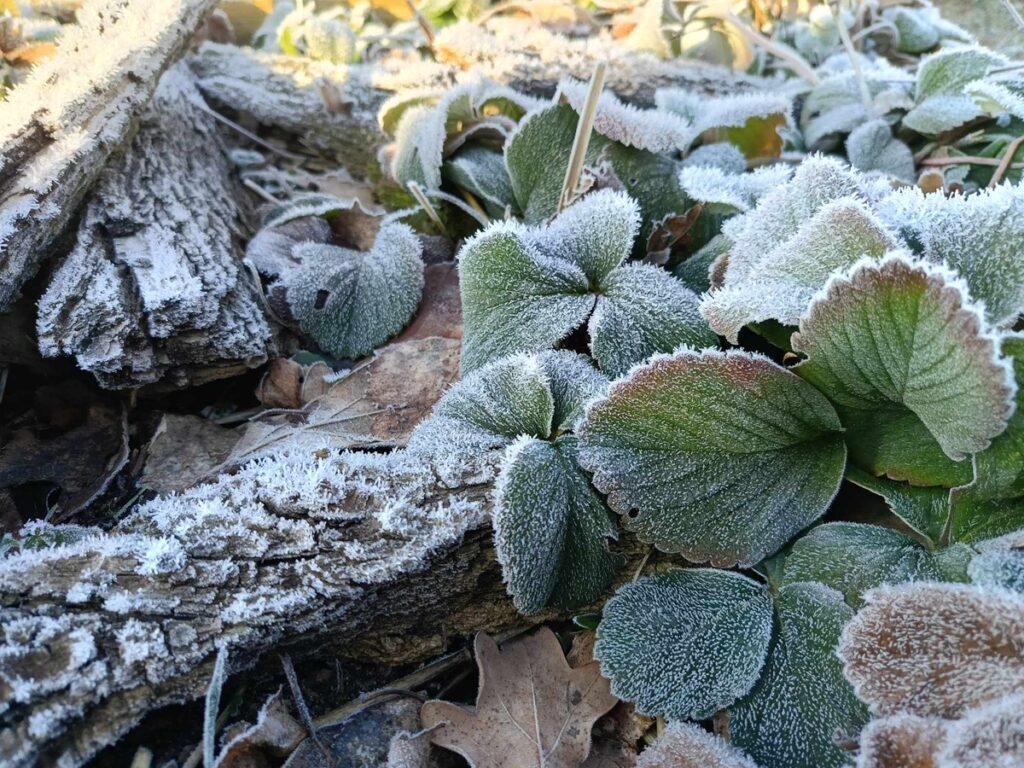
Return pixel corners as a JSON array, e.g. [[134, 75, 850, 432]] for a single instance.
[[457, 189, 717, 376]]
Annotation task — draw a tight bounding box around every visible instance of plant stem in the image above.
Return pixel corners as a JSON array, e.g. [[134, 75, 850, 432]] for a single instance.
[[726, 12, 821, 85], [558, 60, 606, 214], [990, 134, 1024, 186]]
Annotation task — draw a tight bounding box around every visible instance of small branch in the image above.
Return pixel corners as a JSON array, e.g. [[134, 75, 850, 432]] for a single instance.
[[920, 156, 1024, 169], [558, 60, 607, 213], [990, 134, 1024, 187], [406, 0, 436, 50]]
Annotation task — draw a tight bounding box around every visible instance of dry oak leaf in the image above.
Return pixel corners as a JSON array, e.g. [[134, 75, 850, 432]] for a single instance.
[[421, 628, 618, 768]]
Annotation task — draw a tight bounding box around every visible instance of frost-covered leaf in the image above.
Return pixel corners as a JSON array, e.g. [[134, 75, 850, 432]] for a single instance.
[[792, 253, 1016, 486], [459, 190, 713, 375], [839, 582, 1024, 717], [635, 722, 761, 768], [967, 77, 1024, 121], [442, 146, 516, 219], [939, 692, 1024, 768], [681, 143, 747, 173], [407, 351, 607, 463], [884, 7, 940, 54], [969, 547, 1024, 593], [656, 89, 793, 159], [421, 628, 618, 767], [904, 47, 1006, 134], [677, 164, 793, 214], [844, 465, 950, 544], [504, 103, 609, 224], [846, 119, 915, 182], [578, 349, 846, 567], [286, 220, 424, 359], [672, 234, 729, 295], [855, 714, 948, 768], [557, 77, 693, 153], [587, 264, 716, 378], [875, 184, 1024, 326], [782, 522, 971, 607], [730, 582, 868, 768], [801, 73, 915, 147], [594, 569, 773, 720], [702, 166, 896, 342], [494, 435, 621, 614]]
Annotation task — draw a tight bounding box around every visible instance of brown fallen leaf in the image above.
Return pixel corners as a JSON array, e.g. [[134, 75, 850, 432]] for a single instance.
[[856, 714, 948, 768], [421, 628, 618, 768], [644, 206, 704, 267], [215, 689, 306, 768], [394, 262, 462, 343], [635, 722, 760, 768], [140, 414, 240, 494], [838, 583, 1024, 719], [255, 358, 332, 409]]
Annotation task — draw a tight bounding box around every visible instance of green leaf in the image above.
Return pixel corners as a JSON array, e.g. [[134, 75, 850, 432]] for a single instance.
[[594, 568, 773, 720], [904, 47, 1006, 134], [700, 156, 895, 343], [884, 7, 939, 54], [494, 436, 622, 614], [844, 465, 950, 544], [286, 221, 424, 359], [677, 164, 794, 214], [442, 147, 516, 219], [578, 349, 846, 567], [793, 253, 1016, 486], [504, 103, 609, 224], [875, 184, 1024, 326], [730, 582, 868, 768], [782, 522, 972, 607], [656, 89, 793, 159], [969, 544, 1024, 593], [846, 119, 915, 181], [949, 335, 1024, 542], [672, 234, 729, 295], [588, 264, 717, 378]]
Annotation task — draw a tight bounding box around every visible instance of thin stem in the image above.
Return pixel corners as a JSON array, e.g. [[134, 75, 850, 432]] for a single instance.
[[407, 181, 448, 234], [1001, 0, 1024, 30], [558, 60, 606, 214], [281, 654, 333, 765], [920, 155, 1024, 169], [726, 12, 821, 85], [990, 134, 1024, 186], [242, 178, 280, 204], [197, 101, 304, 161], [832, 1, 872, 115], [406, 0, 436, 49]]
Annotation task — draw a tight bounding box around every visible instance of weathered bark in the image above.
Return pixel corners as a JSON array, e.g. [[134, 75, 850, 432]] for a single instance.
[[35, 63, 274, 390], [0, 444, 639, 768], [189, 23, 766, 175], [0, 0, 221, 312]]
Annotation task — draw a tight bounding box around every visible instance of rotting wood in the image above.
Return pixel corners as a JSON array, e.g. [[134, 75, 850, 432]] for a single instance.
[[0, 0, 222, 312], [35, 63, 274, 390]]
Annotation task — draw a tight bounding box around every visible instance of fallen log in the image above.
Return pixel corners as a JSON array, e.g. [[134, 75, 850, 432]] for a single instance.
[[0, 0, 221, 313], [0, 441, 636, 767], [35, 63, 274, 389], [189, 22, 766, 175]]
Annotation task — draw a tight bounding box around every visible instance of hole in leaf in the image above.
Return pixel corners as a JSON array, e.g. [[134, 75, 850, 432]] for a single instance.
[[627, 508, 640, 520], [313, 290, 330, 310]]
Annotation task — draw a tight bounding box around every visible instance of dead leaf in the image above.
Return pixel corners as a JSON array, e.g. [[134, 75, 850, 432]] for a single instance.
[[644, 206, 704, 266], [284, 699, 422, 768], [256, 358, 332, 409], [421, 628, 618, 768], [215, 689, 306, 768], [394, 262, 462, 342], [140, 414, 240, 494], [839, 583, 1024, 719], [635, 722, 760, 768], [856, 715, 947, 768]]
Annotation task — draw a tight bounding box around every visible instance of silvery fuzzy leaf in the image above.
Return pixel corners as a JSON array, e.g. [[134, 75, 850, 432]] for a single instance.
[[874, 184, 1024, 326], [839, 582, 1024, 718], [846, 119, 916, 182], [730, 582, 868, 768], [656, 89, 793, 158], [494, 435, 622, 614], [587, 263, 717, 378], [939, 692, 1024, 768], [594, 568, 774, 720], [790, 5, 845, 64], [904, 47, 1006, 134], [801, 73, 914, 147], [793, 253, 1017, 486], [556, 77, 694, 153], [782, 522, 972, 607], [285, 221, 424, 359], [636, 722, 761, 768], [677, 163, 794, 214], [443, 146, 516, 219], [681, 143, 748, 173], [967, 78, 1024, 120], [883, 7, 939, 54], [390, 104, 446, 188], [577, 348, 846, 567], [844, 465, 950, 545], [673, 233, 730, 295], [504, 103, 610, 224], [462, 189, 708, 375], [969, 548, 1024, 593], [702, 193, 896, 343]]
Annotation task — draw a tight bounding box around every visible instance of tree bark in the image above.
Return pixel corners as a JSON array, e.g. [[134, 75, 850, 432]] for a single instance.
[[189, 23, 766, 176], [0, 0, 221, 313], [0, 444, 640, 767], [35, 63, 274, 390]]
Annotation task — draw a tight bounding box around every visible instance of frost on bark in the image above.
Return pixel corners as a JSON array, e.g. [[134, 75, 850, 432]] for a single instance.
[[35, 63, 274, 389], [0, 0, 221, 312], [0, 447, 510, 768], [189, 25, 764, 174]]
